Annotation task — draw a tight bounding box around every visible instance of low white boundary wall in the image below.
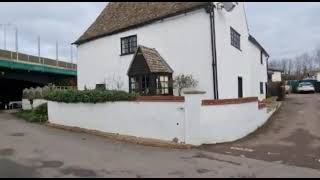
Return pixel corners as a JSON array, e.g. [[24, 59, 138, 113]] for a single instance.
[[48, 100, 185, 142], [22, 99, 47, 110], [48, 92, 275, 146], [199, 101, 268, 144]]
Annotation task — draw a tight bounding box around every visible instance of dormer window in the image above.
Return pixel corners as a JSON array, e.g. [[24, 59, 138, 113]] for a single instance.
[[121, 35, 137, 55]]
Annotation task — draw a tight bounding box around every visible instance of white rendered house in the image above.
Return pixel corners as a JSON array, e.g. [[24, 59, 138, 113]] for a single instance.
[[267, 68, 283, 82], [74, 2, 269, 101]]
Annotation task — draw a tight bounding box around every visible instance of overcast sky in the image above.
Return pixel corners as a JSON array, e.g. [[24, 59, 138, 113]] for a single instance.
[[0, 2, 319, 63]]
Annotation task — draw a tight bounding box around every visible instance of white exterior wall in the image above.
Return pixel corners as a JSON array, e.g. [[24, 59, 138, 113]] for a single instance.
[[77, 3, 268, 100], [200, 102, 268, 144], [247, 42, 268, 100], [272, 72, 282, 82], [77, 9, 214, 98], [22, 99, 47, 110], [214, 3, 253, 99], [48, 101, 185, 142], [48, 94, 276, 145]]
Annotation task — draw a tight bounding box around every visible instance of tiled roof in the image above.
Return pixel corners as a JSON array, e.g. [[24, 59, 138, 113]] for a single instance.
[[74, 2, 209, 45], [139, 46, 173, 73]]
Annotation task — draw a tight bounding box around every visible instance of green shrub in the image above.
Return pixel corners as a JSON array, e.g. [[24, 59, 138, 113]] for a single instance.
[[45, 89, 138, 103], [15, 103, 48, 123]]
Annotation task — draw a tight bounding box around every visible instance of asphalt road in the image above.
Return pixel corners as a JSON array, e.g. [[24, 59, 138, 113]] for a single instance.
[[0, 96, 320, 177], [201, 93, 320, 170]]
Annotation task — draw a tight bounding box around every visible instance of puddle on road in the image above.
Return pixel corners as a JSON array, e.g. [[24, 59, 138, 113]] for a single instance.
[[9, 132, 25, 137], [40, 160, 64, 168], [168, 170, 185, 177], [60, 167, 98, 178], [0, 148, 14, 156], [0, 158, 38, 178], [196, 168, 211, 174]]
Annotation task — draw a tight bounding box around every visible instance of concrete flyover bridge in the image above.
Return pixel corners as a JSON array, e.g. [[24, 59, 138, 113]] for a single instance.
[[0, 49, 77, 109]]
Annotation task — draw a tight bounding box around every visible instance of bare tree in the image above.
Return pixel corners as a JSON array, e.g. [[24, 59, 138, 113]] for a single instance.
[[173, 74, 198, 96]]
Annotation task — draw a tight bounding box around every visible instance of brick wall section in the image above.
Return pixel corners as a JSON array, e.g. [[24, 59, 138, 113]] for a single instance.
[[136, 96, 185, 102], [202, 97, 258, 106], [258, 101, 267, 109]]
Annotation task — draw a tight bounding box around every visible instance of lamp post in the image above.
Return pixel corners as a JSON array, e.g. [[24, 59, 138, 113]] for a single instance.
[[0, 23, 11, 50], [70, 45, 73, 69]]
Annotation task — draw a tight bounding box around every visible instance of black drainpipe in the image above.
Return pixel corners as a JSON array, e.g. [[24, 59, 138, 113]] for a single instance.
[[207, 4, 219, 99]]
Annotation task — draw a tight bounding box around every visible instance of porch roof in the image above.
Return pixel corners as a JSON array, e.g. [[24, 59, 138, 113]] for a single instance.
[[127, 46, 173, 75]]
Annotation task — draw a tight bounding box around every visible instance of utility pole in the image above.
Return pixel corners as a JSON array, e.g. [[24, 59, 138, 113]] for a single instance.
[[38, 36, 41, 64], [56, 41, 59, 66], [75, 46, 78, 70], [15, 27, 18, 60], [0, 23, 11, 50], [70, 45, 73, 69], [3, 25, 6, 50]]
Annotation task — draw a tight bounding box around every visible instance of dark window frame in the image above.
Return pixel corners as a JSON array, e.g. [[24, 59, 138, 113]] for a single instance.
[[230, 27, 241, 50], [260, 82, 264, 94], [260, 50, 263, 65], [129, 73, 173, 96], [120, 35, 137, 56]]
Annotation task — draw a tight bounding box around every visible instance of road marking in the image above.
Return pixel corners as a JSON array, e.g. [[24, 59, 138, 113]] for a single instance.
[[267, 152, 280, 155], [230, 147, 254, 152]]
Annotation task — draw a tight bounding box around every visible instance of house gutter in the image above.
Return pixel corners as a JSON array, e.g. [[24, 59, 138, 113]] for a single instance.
[[206, 3, 219, 99]]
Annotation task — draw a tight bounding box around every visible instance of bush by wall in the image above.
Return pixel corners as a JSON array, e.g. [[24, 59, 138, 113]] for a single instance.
[[23, 85, 55, 100], [45, 89, 138, 103], [16, 103, 48, 123]]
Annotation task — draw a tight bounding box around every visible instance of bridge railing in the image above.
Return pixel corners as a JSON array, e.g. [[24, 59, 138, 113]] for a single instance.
[[0, 49, 77, 71], [54, 86, 77, 90]]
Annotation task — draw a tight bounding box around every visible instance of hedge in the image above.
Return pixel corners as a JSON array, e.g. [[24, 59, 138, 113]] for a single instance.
[[45, 89, 138, 103]]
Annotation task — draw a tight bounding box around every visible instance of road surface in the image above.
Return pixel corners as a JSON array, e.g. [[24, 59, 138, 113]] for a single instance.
[[0, 94, 320, 177], [201, 93, 320, 170]]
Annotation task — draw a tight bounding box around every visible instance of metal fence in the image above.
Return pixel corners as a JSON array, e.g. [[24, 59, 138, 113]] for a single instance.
[[0, 49, 77, 70], [54, 86, 77, 90]]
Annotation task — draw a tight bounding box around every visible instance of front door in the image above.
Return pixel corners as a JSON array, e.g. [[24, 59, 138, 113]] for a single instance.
[[238, 76, 243, 98]]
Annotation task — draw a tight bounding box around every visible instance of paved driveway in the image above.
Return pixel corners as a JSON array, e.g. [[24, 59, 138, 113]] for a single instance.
[[201, 93, 320, 170], [0, 110, 320, 177]]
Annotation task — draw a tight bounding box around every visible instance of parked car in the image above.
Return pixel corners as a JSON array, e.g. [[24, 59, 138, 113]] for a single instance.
[[8, 101, 22, 109], [297, 82, 315, 93]]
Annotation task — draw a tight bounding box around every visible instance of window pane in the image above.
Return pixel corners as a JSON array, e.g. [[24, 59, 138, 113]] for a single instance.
[[230, 27, 240, 50], [121, 35, 137, 55]]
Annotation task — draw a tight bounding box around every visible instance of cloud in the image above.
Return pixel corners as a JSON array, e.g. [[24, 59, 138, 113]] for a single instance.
[[245, 2, 320, 60], [0, 2, 106, 62], [0, 2, 318, 62]]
